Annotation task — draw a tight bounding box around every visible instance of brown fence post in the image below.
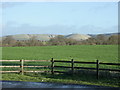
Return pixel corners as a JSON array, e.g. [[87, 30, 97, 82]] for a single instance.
[[71, 59, 74, 75], [96, 60, 99, 79], [20, 59, 24, 75], [51, 58, 54, 74]]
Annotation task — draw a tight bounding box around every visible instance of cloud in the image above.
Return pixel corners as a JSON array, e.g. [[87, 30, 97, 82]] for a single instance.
[[0, 2, 27, 8], [78, 25, 103, 34], [0, 24, 3, 36], [2, 23, 77, 36], [78, 25, 118, 34], [90, 2, 117, 13], [2, 22, 118, 36]]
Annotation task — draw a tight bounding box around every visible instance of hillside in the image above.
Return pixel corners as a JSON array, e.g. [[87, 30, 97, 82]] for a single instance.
[[1, 34, 57, 41], [65, 34, 91, 41], [88, 33, 120, 37], [1, 33, 119, 42], [1, 34, 91, 41]]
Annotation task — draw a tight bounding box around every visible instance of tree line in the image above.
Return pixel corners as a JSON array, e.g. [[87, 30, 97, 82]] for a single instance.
[[0, 34, 120, 47]]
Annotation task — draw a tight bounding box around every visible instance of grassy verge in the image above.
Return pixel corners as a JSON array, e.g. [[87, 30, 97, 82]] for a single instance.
[[1, 72, 120, 87]]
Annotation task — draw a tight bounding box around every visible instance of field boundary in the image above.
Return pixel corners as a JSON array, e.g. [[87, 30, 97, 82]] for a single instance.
[[51, 58, 120, 79], [1, 59, 120, 79], [0, 59, 50, 75]]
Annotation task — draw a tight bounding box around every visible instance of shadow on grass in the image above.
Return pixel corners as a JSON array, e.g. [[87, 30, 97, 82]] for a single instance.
[[39, 71, 119, 87], [23, 69, 120, 87]]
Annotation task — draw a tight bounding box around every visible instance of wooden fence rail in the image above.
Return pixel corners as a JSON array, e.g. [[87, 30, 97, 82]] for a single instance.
[[1, 58, 120, 80], [0, 71, 51, 73], [0, 60, 50, 62], [0, 59, 50, 75], [51, 58, 120, 79], [0, 66, 49, 68]]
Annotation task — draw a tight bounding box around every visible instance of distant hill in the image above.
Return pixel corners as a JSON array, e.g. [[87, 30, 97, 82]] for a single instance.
[[65, 34, 91, 41], [1, 33, 119, 42], [88, 33, 120, 37], [1, 34, 91, 41], [12, 34, 58, 41]]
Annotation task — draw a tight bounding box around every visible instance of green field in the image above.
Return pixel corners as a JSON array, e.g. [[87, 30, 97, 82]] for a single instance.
[[1, 45, 120, 87], [2, 45, 119, 62], [1, 45, 119, 71]]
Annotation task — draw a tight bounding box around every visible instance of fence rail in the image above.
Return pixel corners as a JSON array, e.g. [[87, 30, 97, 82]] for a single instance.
[[51, 58, 120, 79], [0, 71, 51, 73], [53, 60, 120, 65], [0, 60, 50, 62], [1, 59, 50, 75], [0, 66, 49, 68], [0, 60, 20, 62], [1, 58, 120, 80], [99, 62, 120, 65]]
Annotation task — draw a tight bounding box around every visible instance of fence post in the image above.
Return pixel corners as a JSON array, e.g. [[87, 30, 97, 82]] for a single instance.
[[96, 60, 99, 79], [20, 59, 24, 75], [71, 59, 74, 75], [51, 58, 54, 74]]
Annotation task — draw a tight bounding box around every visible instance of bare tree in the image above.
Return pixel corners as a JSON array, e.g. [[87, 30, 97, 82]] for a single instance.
[[95, 34, 107, 45], [2, 36, 16, 46], [107, 35, 119, 45], [26, 36, 44, 46]]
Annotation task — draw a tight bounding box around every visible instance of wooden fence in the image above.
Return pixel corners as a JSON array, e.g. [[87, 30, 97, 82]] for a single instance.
[[1, 58, 120, 79], [51, 58, 120, 79], [0, 59, 50, 75]]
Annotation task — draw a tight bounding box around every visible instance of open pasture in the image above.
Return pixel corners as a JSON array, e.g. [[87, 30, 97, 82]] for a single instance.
[[1, 45, 120, 87], [1, 45, 119, 71], [2, 45, 118, 62]]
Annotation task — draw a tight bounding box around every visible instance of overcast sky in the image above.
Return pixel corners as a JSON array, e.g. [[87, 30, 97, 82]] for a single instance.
[[0, 2, 118, 36]]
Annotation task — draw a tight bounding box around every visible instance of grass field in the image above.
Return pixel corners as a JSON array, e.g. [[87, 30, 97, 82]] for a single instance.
[[2, 45, 118, 62], [2, 45, 119, 70], [1, 45, 120, 87], [1, 72, 119, 87]]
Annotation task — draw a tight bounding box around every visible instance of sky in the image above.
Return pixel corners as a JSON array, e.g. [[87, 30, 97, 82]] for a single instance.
[[0, 2, 118, 36]]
